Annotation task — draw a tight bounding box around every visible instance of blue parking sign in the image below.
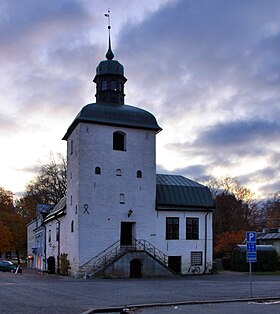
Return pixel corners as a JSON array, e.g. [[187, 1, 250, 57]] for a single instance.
[[246, 232, 256, 243], [246, 231, 257, 263]]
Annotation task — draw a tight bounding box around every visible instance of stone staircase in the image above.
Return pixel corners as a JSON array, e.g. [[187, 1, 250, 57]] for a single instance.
[[79, 237, 175, 278]]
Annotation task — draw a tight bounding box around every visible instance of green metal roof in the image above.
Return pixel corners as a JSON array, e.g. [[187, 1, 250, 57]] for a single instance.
[[156, 174, 215, 211], [257, 232, 280, 240], [96, 59, 124, 76], [63, 102, 161, 140], [235, 245, 277, 252]]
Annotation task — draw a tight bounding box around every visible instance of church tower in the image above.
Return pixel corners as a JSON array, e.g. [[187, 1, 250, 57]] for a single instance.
[[61, 23, 161, 275]]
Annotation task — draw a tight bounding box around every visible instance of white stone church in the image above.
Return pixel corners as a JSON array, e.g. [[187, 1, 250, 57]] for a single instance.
[[27, 37, 215, 278]]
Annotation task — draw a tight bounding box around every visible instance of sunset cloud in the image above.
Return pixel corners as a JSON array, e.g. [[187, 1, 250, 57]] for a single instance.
[[0, 0, 279, 197]]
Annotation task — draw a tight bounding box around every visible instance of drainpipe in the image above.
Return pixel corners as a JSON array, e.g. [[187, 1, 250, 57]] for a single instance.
[[43, 224, 47, 272], [204, 211, 209, 273], [56, 218, 60, 274]]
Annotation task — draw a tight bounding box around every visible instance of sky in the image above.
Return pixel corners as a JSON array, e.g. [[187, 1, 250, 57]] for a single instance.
[[1, 0, 280, 199]]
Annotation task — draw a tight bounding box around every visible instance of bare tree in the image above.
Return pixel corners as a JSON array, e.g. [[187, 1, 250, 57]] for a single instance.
[[264, 192, 280, 228], [24, 153, 67, 205]]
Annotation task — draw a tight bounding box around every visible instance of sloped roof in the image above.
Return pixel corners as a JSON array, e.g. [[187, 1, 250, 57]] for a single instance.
[[44, 197, 66, 223], [63, 102, 162, 140], [257, 232, 280, 240], [234, 245, 277, 252], [156, 174, 215, 211]]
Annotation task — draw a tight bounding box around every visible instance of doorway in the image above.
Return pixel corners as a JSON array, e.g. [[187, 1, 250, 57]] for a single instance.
[[120, 222, 134, 246], [47, 256, 56, 274], [168, 256, 181, 274], [130, 259, 142, 278]]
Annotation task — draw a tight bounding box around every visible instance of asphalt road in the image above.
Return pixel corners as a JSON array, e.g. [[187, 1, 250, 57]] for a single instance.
[[0, 269, 279, 313]]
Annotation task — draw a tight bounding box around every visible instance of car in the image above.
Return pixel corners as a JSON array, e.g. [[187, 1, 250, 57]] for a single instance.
[[0, 260, 22, 273]]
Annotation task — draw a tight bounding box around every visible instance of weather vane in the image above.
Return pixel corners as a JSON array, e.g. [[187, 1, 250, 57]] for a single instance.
[[104, 9, 114, 60], [104, 9, 111, 36]]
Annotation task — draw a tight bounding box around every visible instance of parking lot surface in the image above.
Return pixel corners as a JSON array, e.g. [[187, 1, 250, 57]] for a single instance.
[[0, 270, 279, 313]]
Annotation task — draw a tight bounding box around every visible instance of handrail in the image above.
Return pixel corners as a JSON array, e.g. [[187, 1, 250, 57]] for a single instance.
[[131, 237, 168, 266], [80, 239, 120, 268], [80, 237, 170, 277]]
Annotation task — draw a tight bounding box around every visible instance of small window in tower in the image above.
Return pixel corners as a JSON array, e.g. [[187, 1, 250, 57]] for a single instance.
[[71, 220, 74, 233], [116, 169, 122, 176], [111, 80, 117, 91], [120, 193, 125, 204], [70, 140, 73, 155], [95, 167, 101, 175], [113, 131, 126, 151], [137, 170, 142, 178], [101, 80, 108, 91]]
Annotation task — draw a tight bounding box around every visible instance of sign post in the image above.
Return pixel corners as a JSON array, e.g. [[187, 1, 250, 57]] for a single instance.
[[246, 231, 257, 297]]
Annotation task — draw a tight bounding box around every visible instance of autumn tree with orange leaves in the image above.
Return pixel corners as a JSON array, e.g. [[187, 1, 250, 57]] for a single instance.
[[0, 187, 27, 258], [207, 178, 265, 257]]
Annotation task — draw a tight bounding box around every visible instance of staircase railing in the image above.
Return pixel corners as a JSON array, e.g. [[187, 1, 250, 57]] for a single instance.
[[80, 237, 169, 277], [131, 238, 168, 266], [80, 240, 123, 277]]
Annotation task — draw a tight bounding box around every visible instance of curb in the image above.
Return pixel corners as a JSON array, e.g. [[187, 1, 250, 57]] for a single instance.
[[84, 296, 280, 313]]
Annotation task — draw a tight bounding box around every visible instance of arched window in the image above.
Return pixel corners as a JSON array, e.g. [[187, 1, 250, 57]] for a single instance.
[[111, 80, 117, 91], [95, 167, 101, 175], [113, 131, 126, 151], [137, 170, 142, 178], [101, 80, 108, 91], [116, 169, 122, 176], [71, 220, 74, 233]]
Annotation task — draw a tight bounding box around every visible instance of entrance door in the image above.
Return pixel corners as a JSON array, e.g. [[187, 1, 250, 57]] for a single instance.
[[47, 256, 56, 274], [120, 222, 133, 246], [130, 259, 142, 278], [168, 256, 181, 274]]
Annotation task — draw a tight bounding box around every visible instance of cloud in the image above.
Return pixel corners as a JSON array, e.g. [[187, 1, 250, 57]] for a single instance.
[[15, 165, 41, 174], [118, 0, 280, 127], [114, 0, 280, 196], [195, 119, 280, 151], [0, 114, 19, 135], [1, 0, 280, 198], [0, 0, 92, 60]]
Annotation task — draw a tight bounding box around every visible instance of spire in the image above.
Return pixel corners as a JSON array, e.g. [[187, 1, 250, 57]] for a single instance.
[[94, 9, 126, 104], [105, 9, 114, 60]]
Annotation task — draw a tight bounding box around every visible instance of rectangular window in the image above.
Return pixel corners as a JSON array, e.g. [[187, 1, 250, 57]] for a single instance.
[[166, 217, 179, 240], [191, 251, 203, 266], [48, 229, 51, 243], [70, 140, 73, 155], [56, 222, 60, 242], [186, 218, 199, 240], [120, 193, 125, 204]]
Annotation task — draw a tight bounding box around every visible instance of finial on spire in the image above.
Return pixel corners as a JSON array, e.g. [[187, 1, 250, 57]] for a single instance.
[[104, 9, 114, 60]]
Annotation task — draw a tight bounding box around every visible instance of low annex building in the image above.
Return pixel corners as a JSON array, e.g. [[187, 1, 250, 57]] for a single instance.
[[27, 34, 215, 278]]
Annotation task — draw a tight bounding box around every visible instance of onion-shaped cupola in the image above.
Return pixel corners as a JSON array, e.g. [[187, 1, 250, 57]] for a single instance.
[[93, 26, 127, 105]]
